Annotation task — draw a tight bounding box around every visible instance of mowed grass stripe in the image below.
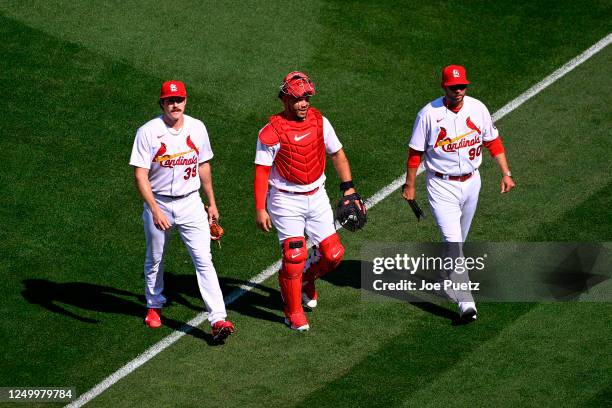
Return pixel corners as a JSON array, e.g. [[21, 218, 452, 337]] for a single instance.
[[0, 1, 325, 113], [89, 35, 611, 408], [402, 303, 611, 408]]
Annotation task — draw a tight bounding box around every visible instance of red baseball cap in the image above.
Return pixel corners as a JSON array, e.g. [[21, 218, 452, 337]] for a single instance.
[[160, 80, 187, 99], [280, 71, 316, 98], [441, 65, 470, 87]]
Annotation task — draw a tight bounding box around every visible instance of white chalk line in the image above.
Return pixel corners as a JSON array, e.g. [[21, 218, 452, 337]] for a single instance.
[[66, 32, 611, 408]]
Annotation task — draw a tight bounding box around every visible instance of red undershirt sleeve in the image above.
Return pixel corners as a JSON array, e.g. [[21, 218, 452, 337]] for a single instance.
[[254, 164, 272, 210], [407, 148, 423, 168], [484, 136, 505, 157]]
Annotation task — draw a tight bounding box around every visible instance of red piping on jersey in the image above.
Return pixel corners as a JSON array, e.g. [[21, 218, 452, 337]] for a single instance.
[[254, 164, 271, 210], [407, 148, 423, 168], [484, 136, 505, 156]]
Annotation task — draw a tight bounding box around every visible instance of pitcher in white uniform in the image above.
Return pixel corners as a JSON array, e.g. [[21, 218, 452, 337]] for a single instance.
[[403, 65, 515, 322], [130, 80, 234, 342]]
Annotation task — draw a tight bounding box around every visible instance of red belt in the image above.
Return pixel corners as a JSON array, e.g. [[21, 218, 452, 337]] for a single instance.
[[434, 172, 474, 182], [278, 187, 320, 196]]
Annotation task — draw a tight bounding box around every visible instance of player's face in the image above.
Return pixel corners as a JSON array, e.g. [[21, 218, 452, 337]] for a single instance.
[[444, 84, 467, 104], [283, 95, 310, 121], [161, 97, 187, 122]]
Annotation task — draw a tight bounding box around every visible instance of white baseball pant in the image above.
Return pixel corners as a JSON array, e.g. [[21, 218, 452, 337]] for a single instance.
[[426, 170, 481, 303], [267, 186, 336, 245], [142, 192, 227, 324], [426, 170, 481, 243]]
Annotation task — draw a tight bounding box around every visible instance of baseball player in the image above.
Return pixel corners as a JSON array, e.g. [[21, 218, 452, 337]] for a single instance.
[[129, 80, 234, 342], [402, 65, 515, 322], [254, 71, 363, 331]]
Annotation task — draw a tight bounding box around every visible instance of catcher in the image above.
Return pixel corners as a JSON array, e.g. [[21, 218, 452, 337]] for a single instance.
[[254, 71, 366, 331]]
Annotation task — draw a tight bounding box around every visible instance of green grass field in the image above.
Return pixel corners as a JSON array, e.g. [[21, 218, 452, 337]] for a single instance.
[[0, 1, 611, 407]]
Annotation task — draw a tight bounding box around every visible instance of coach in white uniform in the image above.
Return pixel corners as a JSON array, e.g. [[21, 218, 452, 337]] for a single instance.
[[403, 65, 515, 322], [130, 80, 234, 342]]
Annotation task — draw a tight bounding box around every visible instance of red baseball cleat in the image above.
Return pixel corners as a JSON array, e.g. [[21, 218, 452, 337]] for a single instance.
[[212, 320, 235, 343], [284, 312, 310, 331], [144, 308, 162, 329], [302, 280, 318, 309]]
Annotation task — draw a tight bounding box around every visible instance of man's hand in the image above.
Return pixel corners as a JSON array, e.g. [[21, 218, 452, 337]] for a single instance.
[[401, 183, 426, 221], [501, 176, 515, 194], [206, 204, 220, 224], [402, 183, 416, 201], [152, 208, 171, 231], [256, 209, 272, 232]]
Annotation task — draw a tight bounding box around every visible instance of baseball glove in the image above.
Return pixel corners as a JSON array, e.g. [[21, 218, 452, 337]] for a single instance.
[[336, 193, 367, 232], [205, 205, 224, 245], [210, 221, 224, 241]]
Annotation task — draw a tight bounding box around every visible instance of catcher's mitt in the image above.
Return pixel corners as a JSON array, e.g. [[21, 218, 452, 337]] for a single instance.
[[336, 193, 367, 232]]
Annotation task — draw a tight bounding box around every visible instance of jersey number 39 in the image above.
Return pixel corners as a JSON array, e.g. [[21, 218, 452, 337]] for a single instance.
[[184, 165, 197, 180]]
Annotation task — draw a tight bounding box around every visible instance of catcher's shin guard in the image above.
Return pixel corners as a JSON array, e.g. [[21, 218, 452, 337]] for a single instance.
[[304, 233, 344, 284], [279, 237, 308, 317]]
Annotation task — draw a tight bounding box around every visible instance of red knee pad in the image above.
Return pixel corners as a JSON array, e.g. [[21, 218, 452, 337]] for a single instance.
[[318, 233, 344, 267], [279, 237, 307, 316], [280, 237, 308, 278], [304, 233, 344, 282]]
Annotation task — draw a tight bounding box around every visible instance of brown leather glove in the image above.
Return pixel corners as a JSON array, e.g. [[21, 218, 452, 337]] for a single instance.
[[210, 222, 224, 241]]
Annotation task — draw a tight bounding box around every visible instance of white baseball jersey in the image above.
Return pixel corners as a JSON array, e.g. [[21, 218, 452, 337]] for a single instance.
[[254, 116, 343, 192], [130, 114, 214, 196], [409, 96, 498, 175]]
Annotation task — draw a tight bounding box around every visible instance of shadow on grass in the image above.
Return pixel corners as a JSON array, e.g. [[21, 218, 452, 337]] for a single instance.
[[222, 276, 286, 325], [21, 257, 470, 335], [20, 273, 285, 345], [164, 273, 285, 324], [323, 259, 459, 324]]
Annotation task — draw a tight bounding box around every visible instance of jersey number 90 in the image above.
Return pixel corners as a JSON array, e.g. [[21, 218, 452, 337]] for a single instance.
[[468, 146, 482, 160]]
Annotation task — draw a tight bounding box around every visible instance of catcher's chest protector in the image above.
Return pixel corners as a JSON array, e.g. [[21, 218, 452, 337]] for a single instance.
[[269, 108, 326, 185]]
